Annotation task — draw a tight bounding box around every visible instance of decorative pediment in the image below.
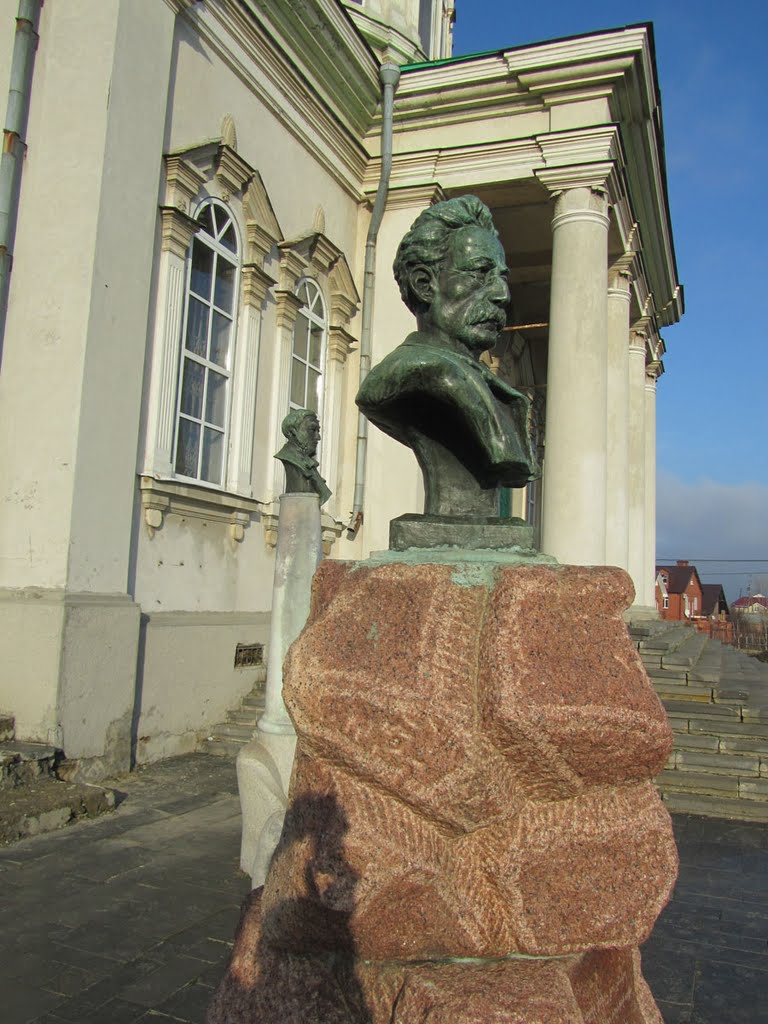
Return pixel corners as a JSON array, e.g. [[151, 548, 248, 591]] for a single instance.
[[164, 135, 255, 210], [279, 231, 340, 275], [216, 144, 254, 201], [244, 173, 282, 265], [328, 252, 360, 328]]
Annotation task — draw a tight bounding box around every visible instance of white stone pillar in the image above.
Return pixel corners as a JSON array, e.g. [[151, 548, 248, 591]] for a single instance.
[[259, 493, 322, 733], [239, 491, 322, 885], [605, 269, 631, 569], [541, 185, 610, 565], [627, 328, 647, 606], [643, 367, 659, 608]]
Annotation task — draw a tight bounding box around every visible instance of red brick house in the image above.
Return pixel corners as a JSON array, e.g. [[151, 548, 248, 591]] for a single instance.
[[655, 561, 704, 621]]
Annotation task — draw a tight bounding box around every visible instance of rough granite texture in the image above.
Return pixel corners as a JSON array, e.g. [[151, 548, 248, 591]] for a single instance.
[[209, 560, 677, 1022]]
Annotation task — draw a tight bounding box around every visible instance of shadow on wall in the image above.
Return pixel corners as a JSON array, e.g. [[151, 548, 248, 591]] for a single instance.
[[206, 793, 373, 1024]]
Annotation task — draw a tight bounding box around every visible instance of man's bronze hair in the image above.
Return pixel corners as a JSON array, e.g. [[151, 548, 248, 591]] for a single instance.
[[393, 195, 499, 315], [281, 408, 318, 441]]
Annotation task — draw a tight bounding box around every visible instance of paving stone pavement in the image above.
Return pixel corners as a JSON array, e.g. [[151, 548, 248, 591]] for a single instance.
[[1, 753, 765, 1024]]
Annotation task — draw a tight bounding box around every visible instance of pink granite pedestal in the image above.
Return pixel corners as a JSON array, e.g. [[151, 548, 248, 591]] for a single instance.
[[208, 558, 678, 1023]]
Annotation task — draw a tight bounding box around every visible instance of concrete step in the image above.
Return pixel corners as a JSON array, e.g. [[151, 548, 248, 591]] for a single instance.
[[659, 790, 768, 823], [657, 769, 740, 797], [689, 656, 726, 684], [0, 741, 59, 790], [652, 679, 713, 702], [0, 777, 115, 845], [662, 632, 709, 668], [673, 750, 762, 777], [226, 708, 263, 726], [687, 718, 768, 740], [212, 723, 256, 741], [663, 699, 742, 720], [241, 695, 266, 710], [638, 625, 693, 654], [202, 737, 248, 758]]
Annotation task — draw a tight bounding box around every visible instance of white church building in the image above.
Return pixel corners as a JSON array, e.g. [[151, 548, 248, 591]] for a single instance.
[[0, 0, 682, 777]]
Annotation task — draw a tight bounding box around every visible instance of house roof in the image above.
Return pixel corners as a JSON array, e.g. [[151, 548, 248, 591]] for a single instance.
[[732, 595, 768, 610], [656, 564, 702, 595], [700, 583, 728, 617]]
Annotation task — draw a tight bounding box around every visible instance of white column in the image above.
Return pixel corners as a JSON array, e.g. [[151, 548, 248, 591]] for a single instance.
[[541, 186, 610, 565], [259, 493, 322, 734], [627, 328, 647, 605], [643, 367, 659, 607], [605, 269, 631, 569]]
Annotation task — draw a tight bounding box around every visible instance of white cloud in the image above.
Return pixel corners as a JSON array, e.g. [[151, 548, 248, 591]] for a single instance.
[[656, 473, 768, 601]]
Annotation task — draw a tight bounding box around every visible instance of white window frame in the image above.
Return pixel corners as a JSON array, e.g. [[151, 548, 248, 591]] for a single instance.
[[288, 278, 327, 423], [173, 199, 241, 489], [141, 141, 282, 538]]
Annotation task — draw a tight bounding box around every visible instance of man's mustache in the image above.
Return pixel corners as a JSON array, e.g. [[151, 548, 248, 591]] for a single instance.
[[469, 306, 506, 328]]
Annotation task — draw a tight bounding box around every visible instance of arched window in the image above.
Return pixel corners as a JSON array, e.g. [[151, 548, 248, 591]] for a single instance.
[[289, 279, 326, 417], [174, 201, 240, 486]]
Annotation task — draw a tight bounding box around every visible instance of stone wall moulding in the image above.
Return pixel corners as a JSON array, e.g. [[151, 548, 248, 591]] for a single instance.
[[244, 173, 283, 264], [327, 252, 360, 330], [535, 160, 621, 201], [139, 477, 263, 542], [164, 155, 207, 214], [241, 263, 277, 310], [216, 144, 255, 201], [159, 206, 200, 259], [277, 233, 360, 325], [327, 325, 357, 364]]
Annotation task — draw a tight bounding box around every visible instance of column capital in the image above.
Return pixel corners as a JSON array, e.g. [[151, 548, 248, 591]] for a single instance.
[[607, 268, 632, 301], [646, 360, 663, 385], [327, 325, 357, 365], [159, 206, 199, 259], [240, 263, 276, 309], [548, 184, 610, 233], [274, 290, 303, 330], [628, 329, 647, 356], [535, 161, 621, 204]]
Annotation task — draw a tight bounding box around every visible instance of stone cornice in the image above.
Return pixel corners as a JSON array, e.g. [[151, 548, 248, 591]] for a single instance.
[[215, 143, 254, 200], [240, 263, 277, 309], [328, 253, 360, 328], [327, 325, 357, 364], [244, 173, 282, 263], [274, 290, 304, 330], [187, 0, 376, 197], [377, 25, 681, 326], [164, 155, 207, 214], [159, 206, 200, 259]]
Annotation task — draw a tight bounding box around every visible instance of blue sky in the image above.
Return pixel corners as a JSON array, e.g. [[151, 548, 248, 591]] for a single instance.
[[453, 1, 768, 599]]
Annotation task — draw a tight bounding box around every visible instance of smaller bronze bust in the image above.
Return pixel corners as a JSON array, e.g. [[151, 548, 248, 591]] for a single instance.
[[274, 409, 332, 505]]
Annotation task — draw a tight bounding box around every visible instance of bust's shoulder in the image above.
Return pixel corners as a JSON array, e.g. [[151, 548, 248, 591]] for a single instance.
[[358, 335, 483, 403]]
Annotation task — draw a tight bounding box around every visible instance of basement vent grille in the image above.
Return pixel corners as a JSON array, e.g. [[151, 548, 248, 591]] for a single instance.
[[234, 642, 264, 668]]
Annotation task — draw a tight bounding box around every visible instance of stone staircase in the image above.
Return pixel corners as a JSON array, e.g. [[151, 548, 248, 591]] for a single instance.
[[0, 714, 115, 845], [630, 621, 768, 821], [202, 666, 267, 757]]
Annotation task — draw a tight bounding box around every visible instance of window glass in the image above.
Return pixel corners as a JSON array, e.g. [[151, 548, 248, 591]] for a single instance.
[[173, 200, 239, 486], [288, 279, 326, 419]]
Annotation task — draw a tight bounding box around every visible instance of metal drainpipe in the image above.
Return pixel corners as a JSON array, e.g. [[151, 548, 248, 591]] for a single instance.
[[348, 60, 400, 537], [0, 0, 42, 356]]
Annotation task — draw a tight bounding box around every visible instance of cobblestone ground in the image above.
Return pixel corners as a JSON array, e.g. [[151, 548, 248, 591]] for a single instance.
[[1, 754, 766, 1023]]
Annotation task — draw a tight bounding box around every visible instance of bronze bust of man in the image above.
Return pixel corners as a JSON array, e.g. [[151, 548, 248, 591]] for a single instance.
[[356, 196, 537, 521], [274, 409, 331, 506]]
